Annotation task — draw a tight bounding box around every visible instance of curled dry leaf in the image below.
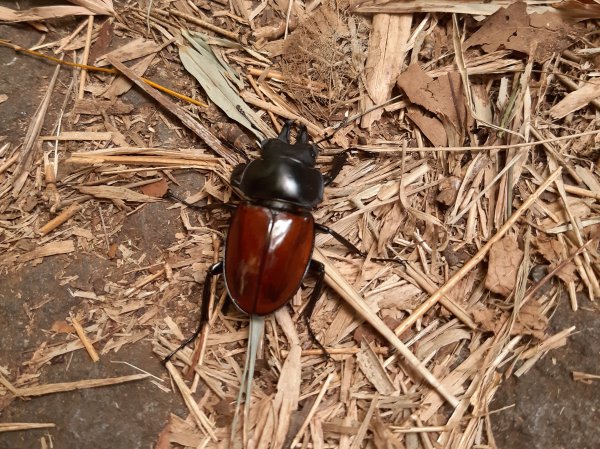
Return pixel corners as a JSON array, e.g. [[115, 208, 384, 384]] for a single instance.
[[397, 64, 468, 146], [485, 235, 524, 296]]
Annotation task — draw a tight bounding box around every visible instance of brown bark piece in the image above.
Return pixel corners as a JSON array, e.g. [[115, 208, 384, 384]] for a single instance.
[[361, 13, 413, 128], [485, 235, 524, 296], [88, 19, 113, 63]]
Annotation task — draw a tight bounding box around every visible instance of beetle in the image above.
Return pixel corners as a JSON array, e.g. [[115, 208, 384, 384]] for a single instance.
[[164, 120, 363, 363]]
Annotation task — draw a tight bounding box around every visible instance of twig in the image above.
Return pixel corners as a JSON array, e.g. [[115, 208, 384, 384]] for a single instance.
[[0, 40, 207, 107], [108, 56, 238, 165], [77, 16, 94, 100], [71, 317, 100, 362], [155, 8, 238, 40], [38, 203, 82, 236], [12, 374, 150, 397]]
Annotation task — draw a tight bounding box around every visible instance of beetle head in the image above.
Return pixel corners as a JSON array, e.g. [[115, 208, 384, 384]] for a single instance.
[[260, 123, 318, 167]]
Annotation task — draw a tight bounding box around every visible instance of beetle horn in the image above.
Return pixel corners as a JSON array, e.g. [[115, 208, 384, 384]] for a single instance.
[[297, 124, 308, 144], [278, 120, 294, 142]]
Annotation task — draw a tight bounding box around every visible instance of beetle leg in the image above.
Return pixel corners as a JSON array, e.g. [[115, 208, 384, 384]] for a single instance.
[[278, 119, 294, 142], [297, 124, 309, 144], [316, 224, 406, 266], [315, 223, 363, 256], [323, 152, 348, 186], [304, 260, 332, 359], [163, 261, 224, 364], [230, 163, 247, 188]]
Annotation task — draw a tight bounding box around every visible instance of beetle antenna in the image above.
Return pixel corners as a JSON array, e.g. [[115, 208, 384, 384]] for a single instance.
[[314, 93, 404, 145]]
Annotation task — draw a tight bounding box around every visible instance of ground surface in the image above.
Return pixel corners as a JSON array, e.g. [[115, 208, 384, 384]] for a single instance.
[[1, 6, 600, 449]]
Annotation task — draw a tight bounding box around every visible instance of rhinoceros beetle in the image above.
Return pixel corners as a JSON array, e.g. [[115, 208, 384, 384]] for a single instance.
[[164, 121, 364, 362]]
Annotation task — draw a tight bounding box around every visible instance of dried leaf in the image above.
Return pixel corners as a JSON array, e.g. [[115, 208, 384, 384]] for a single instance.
[[139, 178, 168, 198], [397, 64, 467, 144], [51, 321, 75, 334], [180, 30, 271, 140], [406, 106, 447, 147], [472, 305, 508, 333], [534, 234, 578, 283], [511, 298, 549, 339], [485, 236, 524, 296], [464, 2, 574, 62], [95, 38, 160, 67], [88, 19, 114, 63]]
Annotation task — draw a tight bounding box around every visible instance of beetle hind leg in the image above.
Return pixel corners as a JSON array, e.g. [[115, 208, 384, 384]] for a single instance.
[[163, 261, 224, 364], [323, 152, 348, 186], [304, 260, 332, 359]]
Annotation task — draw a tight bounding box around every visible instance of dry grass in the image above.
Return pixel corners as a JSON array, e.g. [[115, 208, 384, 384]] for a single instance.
[[1, 1, 599, 448]]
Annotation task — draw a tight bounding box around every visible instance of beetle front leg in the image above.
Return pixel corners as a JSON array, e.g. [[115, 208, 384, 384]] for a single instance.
[[315, 223, 406, 266], [323, 152, 348, 186], [303, 260, 331, 359], [315, 223, 363, 256], [230, 163, 247, 188], [163, 261, 224, 364]]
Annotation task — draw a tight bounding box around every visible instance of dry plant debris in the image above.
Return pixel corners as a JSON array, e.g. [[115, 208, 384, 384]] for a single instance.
[[1, 0, 600, 448]]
